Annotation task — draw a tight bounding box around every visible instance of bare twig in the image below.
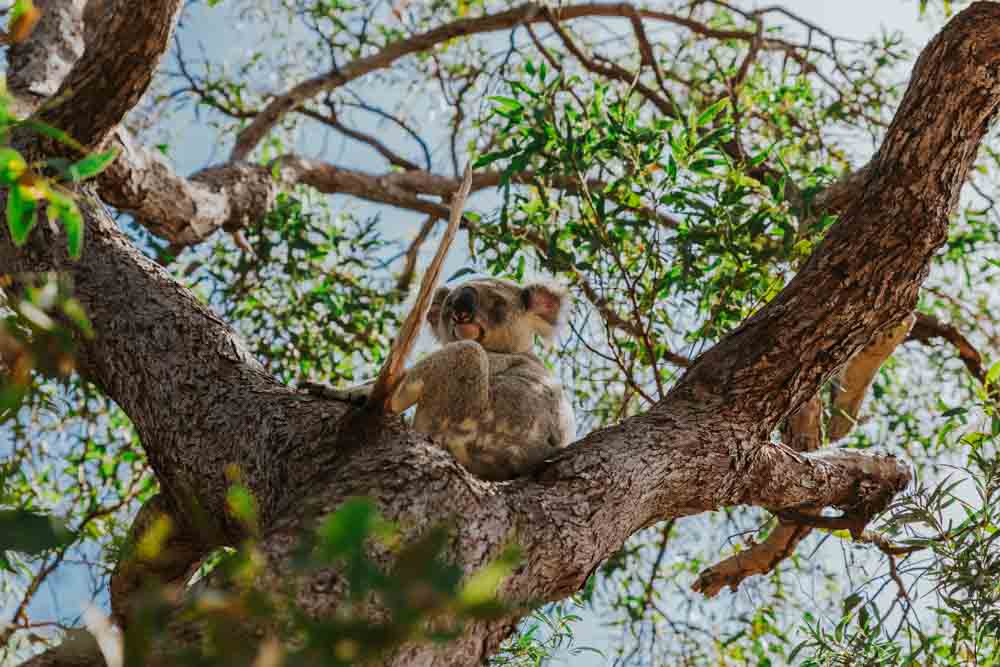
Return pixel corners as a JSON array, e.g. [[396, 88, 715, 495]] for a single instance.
[[369, 164, 473, 409]]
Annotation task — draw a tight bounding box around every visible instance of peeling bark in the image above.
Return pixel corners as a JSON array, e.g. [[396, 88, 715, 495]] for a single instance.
[[7, 0, 85, 100]]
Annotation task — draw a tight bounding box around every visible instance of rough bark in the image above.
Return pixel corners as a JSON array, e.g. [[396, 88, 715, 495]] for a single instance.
[[8, 2, 1000, 665], [689, 391, 825, 597], [33, 0, 182, 151]]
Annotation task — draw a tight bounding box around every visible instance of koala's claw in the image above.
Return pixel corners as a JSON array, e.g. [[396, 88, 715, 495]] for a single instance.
[[301, 381, 372, 406]]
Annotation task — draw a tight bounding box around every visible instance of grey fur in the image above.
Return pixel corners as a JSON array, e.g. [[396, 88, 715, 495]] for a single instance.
[[316, 278, 576, 480]]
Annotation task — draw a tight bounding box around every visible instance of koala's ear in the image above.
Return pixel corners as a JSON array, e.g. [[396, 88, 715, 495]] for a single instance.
[[521, 282, 568, 341], [427, 287, 450, 341]]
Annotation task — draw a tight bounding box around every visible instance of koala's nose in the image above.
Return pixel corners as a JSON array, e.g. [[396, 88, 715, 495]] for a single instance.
[[452, 286, 478, 318]]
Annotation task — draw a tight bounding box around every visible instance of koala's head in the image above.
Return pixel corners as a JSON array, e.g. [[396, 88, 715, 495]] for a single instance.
[[427, 278, 567, 353]]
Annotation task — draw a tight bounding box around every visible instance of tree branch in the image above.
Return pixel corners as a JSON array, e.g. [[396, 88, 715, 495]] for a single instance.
[[229, 2, 820, 161], [0, 191, 349, 547], [908, 312, 990, 386], [691, 518, 811, 597], [505, 0, 1000, 609], [829, 314, 916, 440], [300, 106, 421, 171], [33, 0, 182, 150]]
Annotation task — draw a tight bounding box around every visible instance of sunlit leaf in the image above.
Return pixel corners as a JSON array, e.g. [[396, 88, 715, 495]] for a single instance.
[[6, 182, 38, 246], [68, 148, 120, 182], [0, 147, 27, 184]]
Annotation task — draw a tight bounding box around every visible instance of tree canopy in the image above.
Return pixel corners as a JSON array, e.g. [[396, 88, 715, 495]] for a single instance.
[[3, 1, 1000, 665]]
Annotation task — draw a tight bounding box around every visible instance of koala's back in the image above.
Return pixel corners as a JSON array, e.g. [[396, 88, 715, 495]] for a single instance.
[[413, 349, 575, 480]]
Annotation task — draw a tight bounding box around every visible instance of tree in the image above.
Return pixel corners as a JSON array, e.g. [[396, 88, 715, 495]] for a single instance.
[[3, 0, 1000, 664]]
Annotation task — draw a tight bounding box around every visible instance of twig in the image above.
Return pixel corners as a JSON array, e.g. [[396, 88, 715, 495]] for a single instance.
[[368, 164, 473, 409]]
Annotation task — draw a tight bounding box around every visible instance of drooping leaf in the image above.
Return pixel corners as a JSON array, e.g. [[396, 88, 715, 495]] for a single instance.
[[68, 148, 120, 182], [20, 119, 85, 153], [7, 183, 38, 246], [446, 267, 477, 282], [51, 199, 84, 258], [986, 360, 1000, 387], [696, 98, 730, 128]]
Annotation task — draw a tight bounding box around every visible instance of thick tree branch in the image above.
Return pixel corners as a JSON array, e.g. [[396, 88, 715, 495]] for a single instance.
[[507, 0, 1000, 611], [693, 393, 822, 597], [33, 0, 182, 150], [694, 312, 916, 595], [669, 3, 1000, 432], [98, 131, 278, 245], [0, 191, 350, 546], [99, 142, 678, 247]]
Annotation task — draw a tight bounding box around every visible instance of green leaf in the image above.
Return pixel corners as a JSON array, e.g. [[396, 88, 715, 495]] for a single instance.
[[986, 360, 1000, 387], [0, 509, 72, 555], [226, 483, 259, 533], [961, 431, 988, 448], [696, 98, 730, 128], [315, 497, 377, 560], [7, 184, 38, 246], [10, 0, 35, 22], [68, 148, 119, 182], [843, 592, 863, 614], [8, 0, 40, 43], [488, 96, 523, 114], [53, 199, 84, 258], [60, 297, 93, 338], [0, 147, 27, 184], [459, 544, 521, 609], [20, 119, 85, 153]]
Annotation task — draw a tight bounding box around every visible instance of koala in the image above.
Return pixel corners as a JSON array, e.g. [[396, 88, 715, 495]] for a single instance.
[[322, 278, 576, 481]]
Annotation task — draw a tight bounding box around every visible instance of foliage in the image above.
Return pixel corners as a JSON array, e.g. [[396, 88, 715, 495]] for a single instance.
[[175, 190, 404, 386], [0, 97, 118, 259], [121, 496, 521, 666]]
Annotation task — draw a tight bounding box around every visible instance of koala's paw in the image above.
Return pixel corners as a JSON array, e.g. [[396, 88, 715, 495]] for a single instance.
[[301, 381, 372, 406]]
